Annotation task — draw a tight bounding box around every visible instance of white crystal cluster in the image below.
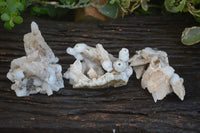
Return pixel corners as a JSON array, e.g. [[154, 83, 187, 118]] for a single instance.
[[129, 47, 185, 102], [6, 22, 186, 102], [7, 22, 64, 97], [63, 43, 133, 88]]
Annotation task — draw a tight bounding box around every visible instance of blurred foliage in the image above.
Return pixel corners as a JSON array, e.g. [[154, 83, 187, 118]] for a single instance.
[[0, 0, 26, 29], [0, 0, 200, 45], [0, 0, 94, 29], [97, 0, 200, 20]]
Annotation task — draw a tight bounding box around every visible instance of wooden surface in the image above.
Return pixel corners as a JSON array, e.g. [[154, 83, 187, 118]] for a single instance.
[[0, 14, 200, 133]]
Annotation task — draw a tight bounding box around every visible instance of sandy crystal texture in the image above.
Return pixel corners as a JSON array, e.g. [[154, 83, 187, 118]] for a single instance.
[[7, 22, 64, 97], [130, 47, 185, 102], [64, 43, 133, 88]]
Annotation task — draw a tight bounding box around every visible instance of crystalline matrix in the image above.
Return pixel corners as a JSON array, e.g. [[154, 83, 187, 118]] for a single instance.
[[7, 22, 64, 97], [129, 47, 185, 102], [63, 43, 133, 88]]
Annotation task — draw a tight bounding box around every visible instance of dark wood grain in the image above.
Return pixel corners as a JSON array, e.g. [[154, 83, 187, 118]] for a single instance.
[[0, 14, 200, 133]]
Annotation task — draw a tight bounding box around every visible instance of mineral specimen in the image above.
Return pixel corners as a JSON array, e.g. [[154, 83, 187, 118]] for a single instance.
[[129, 47, 185, 102], [7, 22, 64, 97], [63, 43, 133, 88]]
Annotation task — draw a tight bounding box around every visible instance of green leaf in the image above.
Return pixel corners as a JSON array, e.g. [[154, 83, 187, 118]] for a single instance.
[[181, 26, 200, 45], [141, 0, 148, 11], [31, 6, 48, 15], [10, 12, 18, 16], [45, 5, 69, 18], [164, 0, 186, 13], [4, 21, 12, 30], [21, 0, 27, 6], [6, 0, 17, 5], [16, 2, 24, 11], [110, 0, 116, 5], [97, 1, 119, 19], [1, 13, 10, 21], [9, 19, 14, 27], [13, 16, 23, 24], [0, 1, 7, 7], [7, 3, 17, 13]]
